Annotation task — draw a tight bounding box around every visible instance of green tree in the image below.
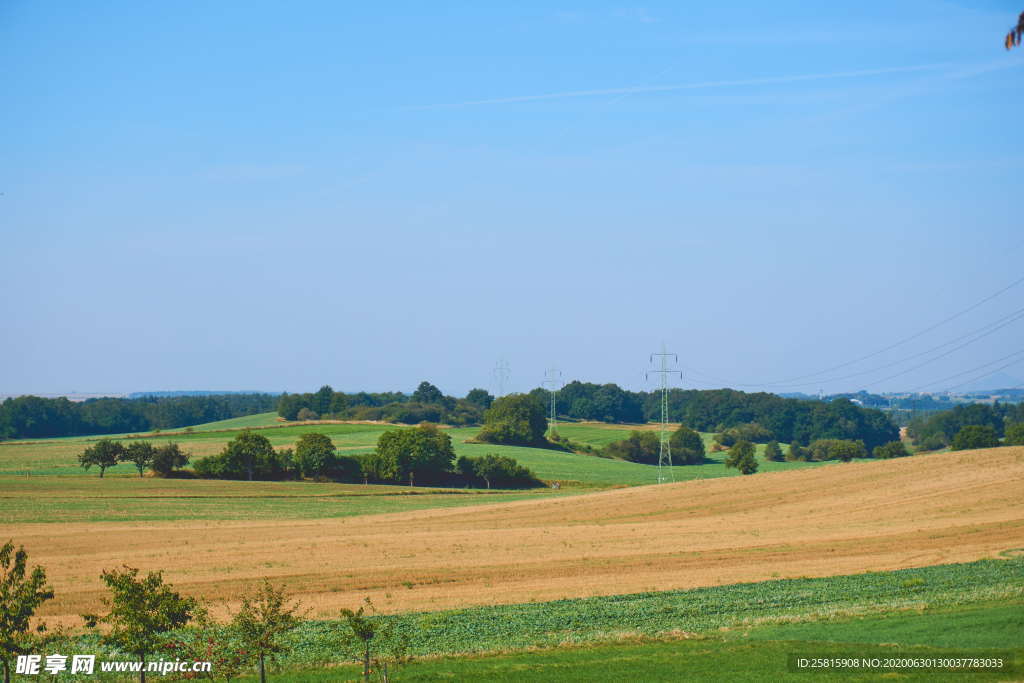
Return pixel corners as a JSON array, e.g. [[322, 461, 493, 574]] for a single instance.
[[313, 385, 335, 417], [83, 567, 195, 683], [603, 431, 661, 464], [339, 598, 412, 683], [785, 442, 806, 462], [374, 423, 455, 485], [164, 603, 246, 682], [950, 425, 1000, 451], [150, 443, 189, 477], [78, 439, 125, 477], [0, 541, 54, 683], [1004, 422, 1024, 446], [476, 394, 549, 447], [295, 433, 336, 479], [669, 426, 706, 465], [763, 440, 783, 462], [231, 580, 303, 683], [222, 430, 275, 481], [873, 441, 910, 459], [725, 440, 758, 475], [296, 407, 318, 421], [807, 439, 868, 462], [122, 441, 155, 477], [411, 381, 444, 405], [457, 454, 538, 489], [464, 388, 494, 410]]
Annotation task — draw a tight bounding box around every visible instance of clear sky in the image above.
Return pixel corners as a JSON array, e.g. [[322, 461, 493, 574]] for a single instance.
[[2, 1, 1022, 397]]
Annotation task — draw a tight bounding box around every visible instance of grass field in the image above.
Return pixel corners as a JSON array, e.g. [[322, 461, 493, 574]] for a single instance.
[[0, 417, 827, 486]]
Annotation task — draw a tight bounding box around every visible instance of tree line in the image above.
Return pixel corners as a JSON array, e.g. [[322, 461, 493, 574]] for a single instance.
[[76, 421, 542, 490], [1, 540, 411, 683], [276, 382, 492, 427], [0, 394, 278, 440], [283, 381, 899, 451], [906, 402, 1024, 451]]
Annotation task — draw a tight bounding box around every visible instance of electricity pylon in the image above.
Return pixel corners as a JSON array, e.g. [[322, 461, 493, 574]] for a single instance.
[[543, 368, 563, 437], [492, 359, 511, 397], [647, 344, 682, 484]]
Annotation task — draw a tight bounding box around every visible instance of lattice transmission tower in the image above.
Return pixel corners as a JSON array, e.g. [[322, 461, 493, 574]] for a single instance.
[[647, 344, 682, 484], [543, 368, 563, 437], [492, 359, 511, 397]]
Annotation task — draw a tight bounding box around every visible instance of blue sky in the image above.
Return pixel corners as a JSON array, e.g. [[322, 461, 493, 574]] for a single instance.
[[2, 1, 1022, 397]]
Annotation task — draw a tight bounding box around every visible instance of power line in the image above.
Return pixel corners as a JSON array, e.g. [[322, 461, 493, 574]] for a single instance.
[[678, 277, 1024, 391], [910, 348, 1024, 393], [763, 272, 1024, 385]]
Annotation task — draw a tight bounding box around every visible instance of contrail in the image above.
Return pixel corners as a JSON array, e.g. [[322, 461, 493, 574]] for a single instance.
[[405, 62, 953, 110]]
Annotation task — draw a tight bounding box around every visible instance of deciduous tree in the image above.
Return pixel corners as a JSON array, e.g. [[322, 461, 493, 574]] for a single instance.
[[477, 394, 549, 447], [873, 441, 910, 459], [725, 440, 758, 475], [0, 541, 54, 683], [78, 439, 125, 477], [122, 441, 155, 477], [83, 567, 195, 683], [950, 425, 999, 451], [231, 580, 303, 683], [150, 443, 189, 477], [295, 433, 336, 479], [669, 426, 706, 464], [763, 440, 783, 462]]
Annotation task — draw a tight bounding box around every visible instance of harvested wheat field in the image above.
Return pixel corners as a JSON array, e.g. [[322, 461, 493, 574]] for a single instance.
[[14, 446, 1024, 624]]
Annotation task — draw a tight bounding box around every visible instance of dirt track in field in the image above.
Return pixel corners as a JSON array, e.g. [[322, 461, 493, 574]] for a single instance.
[[14, 446, 1024, 623]]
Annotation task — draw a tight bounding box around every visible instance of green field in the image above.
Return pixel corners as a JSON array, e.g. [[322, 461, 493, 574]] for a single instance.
[[0, 418, 829, 487], [57, 559, 1024, 681]]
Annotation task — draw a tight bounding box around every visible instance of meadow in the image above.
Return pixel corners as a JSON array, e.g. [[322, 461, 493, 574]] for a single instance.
[[0, 413, 827, 485]]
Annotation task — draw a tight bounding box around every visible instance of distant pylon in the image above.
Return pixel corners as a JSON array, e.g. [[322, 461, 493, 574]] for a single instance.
[[543, 368, 563, 437], [492, 359, 511, 397], [647, 344, 682, 484]]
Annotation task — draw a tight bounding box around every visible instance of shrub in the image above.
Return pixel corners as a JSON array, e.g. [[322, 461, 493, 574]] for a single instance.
[[763, 440, 783, 462], [603, 431, 660, 464], [950, 425, 999, 451], [873, 441, 910, 459], [714, 422, 773, 447], [1005, 422, 1024, 446], [477, 394, 549, 447], [296, 407, 319, 421], [669, 426, 705, 464], [456, 454, 540, 489], [724, 440, 758, 474], [807, 439, 867, 462], [193, 433, 297, 481], [784, 442, 806, 461], [295, 433, 336, 478], [373, 423, 455, 486], [919, 433, 948, 451], [150, 443, 189, 477]]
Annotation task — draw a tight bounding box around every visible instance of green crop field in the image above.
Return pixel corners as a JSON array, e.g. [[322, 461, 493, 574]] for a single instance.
[[59, 559, 1024, 681], [245, 560, 1024, 681]]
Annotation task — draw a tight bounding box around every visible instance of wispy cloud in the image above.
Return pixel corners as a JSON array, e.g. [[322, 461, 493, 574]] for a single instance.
[[404, 62, 953, 110]]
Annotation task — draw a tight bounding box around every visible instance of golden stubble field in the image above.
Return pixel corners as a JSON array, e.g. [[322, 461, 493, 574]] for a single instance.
[[12, 446, 1024, 623]]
